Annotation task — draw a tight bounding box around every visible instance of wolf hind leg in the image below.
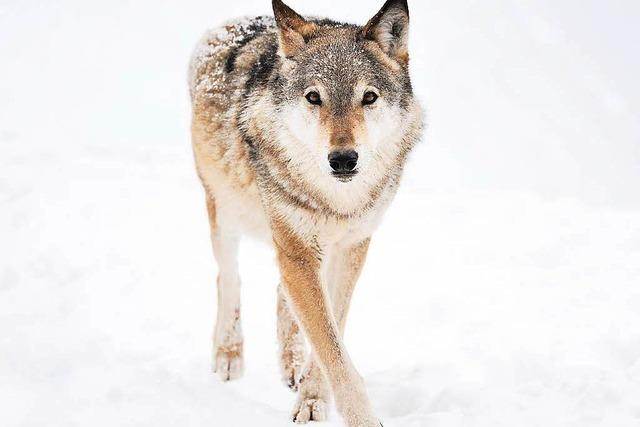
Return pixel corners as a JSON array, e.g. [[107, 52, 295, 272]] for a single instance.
[[278, 285, 306, 390], [207, 195, 243, 381]]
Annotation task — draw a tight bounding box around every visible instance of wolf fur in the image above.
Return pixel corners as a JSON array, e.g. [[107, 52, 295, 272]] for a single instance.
[[189, 0, 423, 425]]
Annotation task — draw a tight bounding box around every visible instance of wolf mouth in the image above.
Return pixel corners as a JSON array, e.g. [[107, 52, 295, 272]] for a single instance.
[[332, 171, 358, 182]]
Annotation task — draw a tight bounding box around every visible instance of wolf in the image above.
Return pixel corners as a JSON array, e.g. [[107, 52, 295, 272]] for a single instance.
[[189, 0, 423, 425]]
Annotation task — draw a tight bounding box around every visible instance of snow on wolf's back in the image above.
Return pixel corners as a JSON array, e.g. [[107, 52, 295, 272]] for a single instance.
[[189, 16, 277, 104]]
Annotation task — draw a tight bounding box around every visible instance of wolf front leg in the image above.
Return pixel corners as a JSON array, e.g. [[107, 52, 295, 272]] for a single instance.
[[330, 239, 371, 335], [291, 239, 372, 423], [273, 223, 380, 427]]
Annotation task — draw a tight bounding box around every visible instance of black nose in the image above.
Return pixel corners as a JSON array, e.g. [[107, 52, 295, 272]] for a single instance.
[[328, 150, 359, 173]]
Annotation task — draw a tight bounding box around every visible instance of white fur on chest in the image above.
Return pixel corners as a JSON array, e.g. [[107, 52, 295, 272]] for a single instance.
[[275, 186, 394, 248]]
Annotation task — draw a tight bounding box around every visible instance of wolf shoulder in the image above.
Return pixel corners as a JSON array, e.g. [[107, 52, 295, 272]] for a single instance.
[[188, 16, 278, 104]]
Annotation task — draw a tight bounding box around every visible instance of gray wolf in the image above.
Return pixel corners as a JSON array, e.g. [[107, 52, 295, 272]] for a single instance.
[[189, 0, 423, 425]]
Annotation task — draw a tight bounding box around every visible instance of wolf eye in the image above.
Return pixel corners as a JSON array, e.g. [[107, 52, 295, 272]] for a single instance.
[[362, 91, 378, 106], [305, 91, 322, 106]]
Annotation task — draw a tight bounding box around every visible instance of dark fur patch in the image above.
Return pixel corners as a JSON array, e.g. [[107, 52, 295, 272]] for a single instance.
[[391, 22, 403, 38], [224, 48, 240, 73], [311, 18, 353, 28], [245, 43, 279, 91], [224, 17, 271, 73]]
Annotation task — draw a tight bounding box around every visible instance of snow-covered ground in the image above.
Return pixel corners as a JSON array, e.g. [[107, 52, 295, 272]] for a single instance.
[[2, 1, 640, 426]]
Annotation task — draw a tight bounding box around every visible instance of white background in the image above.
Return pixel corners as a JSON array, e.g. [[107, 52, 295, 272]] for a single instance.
[[1, 1, 640, 426]]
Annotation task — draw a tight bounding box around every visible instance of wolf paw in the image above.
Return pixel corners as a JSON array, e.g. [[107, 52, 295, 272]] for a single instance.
[[292, 398, 327, 424], [213, 345, 243, 382]]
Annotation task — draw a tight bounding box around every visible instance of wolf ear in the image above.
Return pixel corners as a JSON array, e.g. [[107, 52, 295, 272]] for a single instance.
[[272, 0, 316, 58], [362, 0, 410, 64]]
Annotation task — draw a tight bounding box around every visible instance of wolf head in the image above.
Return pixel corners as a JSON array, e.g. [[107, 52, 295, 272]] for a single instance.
[[265, 0, 422, 210]]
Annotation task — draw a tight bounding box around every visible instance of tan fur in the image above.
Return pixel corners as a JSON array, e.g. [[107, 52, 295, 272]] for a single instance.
[[323, 109, 364, 149]]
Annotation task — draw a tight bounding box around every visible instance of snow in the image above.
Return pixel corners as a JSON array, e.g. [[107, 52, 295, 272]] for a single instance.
[[1, 1, 640, 426], [189, 15, 275, 99]]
